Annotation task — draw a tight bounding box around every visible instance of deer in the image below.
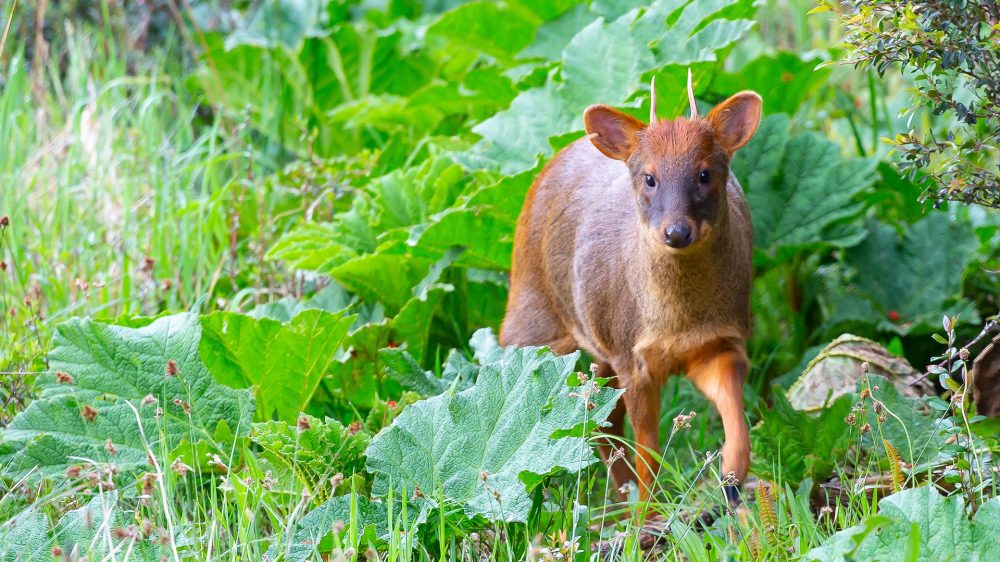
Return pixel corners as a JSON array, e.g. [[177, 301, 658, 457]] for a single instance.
[[499, 73, 760, 504]]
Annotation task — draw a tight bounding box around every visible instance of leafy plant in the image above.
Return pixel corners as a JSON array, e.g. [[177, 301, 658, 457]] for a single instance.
[[750, 389, 854, 486], [806, 486, 1000, 561], [366, 336, 623, 522], [0, 314, 254, 478], [200, 308, 355, 422], [827, 0, 1000, 208]]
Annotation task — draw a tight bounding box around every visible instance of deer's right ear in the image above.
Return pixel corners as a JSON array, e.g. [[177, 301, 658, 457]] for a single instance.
[[584, 105, 645, 161]]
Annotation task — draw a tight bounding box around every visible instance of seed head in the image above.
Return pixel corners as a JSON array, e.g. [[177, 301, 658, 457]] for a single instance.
[[860, 423, 872, 435], [844, 412, 857, 426], [105, 438, 118, 456], [348, 420, 362, 435], [0, 215, 8, 227], [55, 371, 74, 384], [959, 348, 970, 361], [81, 404, 98, 422], [51, 546, 63, 556], [329, 472, 344, 488], [172, 398, 191, 415], [165, 360, 178, 377], [142, 394, 157, 406], [0, 261, 6, 272], [297, 414, 311, 431], [331, 519, 345, 533], [171, 458, 190, 477]]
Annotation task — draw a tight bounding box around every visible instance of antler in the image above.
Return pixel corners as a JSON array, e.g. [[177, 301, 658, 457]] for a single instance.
[[687, 68, 697, 118], [649, 77, 657, 124]]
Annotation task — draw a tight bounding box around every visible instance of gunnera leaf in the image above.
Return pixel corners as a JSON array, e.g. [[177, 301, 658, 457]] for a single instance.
[[266, 494, 396, 562], [200, 308, 355, 423], [378, 327, 503, 398], [0, 313, 254, 479], [365, 344, 624, 522], [805, 487, 1000, 561], [251, 415, 371, 499], [750, 389, 854, 486]]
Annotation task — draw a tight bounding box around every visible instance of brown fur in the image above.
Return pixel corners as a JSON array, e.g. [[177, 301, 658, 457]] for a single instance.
[[501, 92, 761, 500]]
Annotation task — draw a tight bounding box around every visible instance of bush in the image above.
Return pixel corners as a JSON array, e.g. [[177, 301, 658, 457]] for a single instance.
[[828, 0, 1000, 208]]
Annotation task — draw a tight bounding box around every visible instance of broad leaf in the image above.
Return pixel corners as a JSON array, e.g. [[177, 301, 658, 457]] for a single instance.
[[750, 389, 854, 486], [732, 114, 878, 264], [200, 308, 354, 423], [0, 509, 47, 562], [267, 495, 399, 562], [806, 487, 1000, 561], [252, 415, 370, 499], [1, 314, 254, 478], [365, 343, 624, 522], [821, 216, 980, 334]]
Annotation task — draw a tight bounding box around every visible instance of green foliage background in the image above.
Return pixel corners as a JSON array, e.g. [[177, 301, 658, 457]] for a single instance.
[[0, 0, 998, 560]]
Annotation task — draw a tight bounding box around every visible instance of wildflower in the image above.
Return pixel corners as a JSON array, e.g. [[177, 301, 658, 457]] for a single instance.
[[142, 394, 157, 406], [860, 423, 872, 435], [332, 519, 345, 533], [481, 470, 489, 482], [171, 458, 190, 477], [81, 404, 98, 422], [387, 399, 397, 409], [412, 485, 423, 500], [297, 414, 311, 431], [959, 348, 970, 361], [723, 471, 740, 486], [141, 257, 155, 273], [672, 411, 697, 431], [0, 261, 6, 272], [860, 387, 871, 400], [0, 215, 8, 227], [819, 505, 834, 517], [66, 465, 83, 478], [263, 471, 277, 491], [348, 420, 362, 435], [105, 438, 117, 456], [329, 472, 344, 488], [155, 406, 163, 420], [51, 546, 63, 556], [141, 472, 156, 496], [165, 360, 178, 377], [55, 371, 74, 384], [844, 412, 857, 426], [172, 398, 191, 415]]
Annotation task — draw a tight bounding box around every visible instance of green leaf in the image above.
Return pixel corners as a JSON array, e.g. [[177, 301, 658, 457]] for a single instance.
[[427, 1, 540, 61], [267, 494, 398, 562], [365, 344, 624, 522], [732, 114, 878, 263], [50, 491, 163, 561], [379, 327, 503, 397], [750, 389, 854, 485], [0, 509, 47, 562], [200, 308, 354, 423], [825, 215, 980, 334], [251, 415, 371, 498], [860, 375, 949, 468], [1, 313, 254, 478], [806, 487, 1000, 561]]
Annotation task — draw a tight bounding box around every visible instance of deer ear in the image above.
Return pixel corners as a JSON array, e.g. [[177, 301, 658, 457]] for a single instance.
[[707, 91, 762, 153], [584, 105, 646, 161]]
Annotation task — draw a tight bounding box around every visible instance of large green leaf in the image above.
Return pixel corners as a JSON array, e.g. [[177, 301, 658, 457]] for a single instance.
[[267, 494, 397, 562], [252, 415, 371, 498], [0, 509, 47, 562], [200, 309, 354, 423], [464, 0, 756, 174], [750, 389, 854, 486], [0, 314, 254, 478], [806, 487, 1000, 561], [731, 114, 878, 264], [821, 216, 980, 334], [365, 342, 624, 522]]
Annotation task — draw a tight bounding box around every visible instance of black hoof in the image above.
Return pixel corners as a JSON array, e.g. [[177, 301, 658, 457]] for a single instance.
[[724, 484, 742, 506]]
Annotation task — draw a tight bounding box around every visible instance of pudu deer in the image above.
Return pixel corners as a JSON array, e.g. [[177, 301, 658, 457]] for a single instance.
[[500, 74, 760, 503]]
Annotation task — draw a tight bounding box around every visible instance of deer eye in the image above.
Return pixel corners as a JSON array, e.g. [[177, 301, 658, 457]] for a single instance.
[[699, 170, 711, 184], [644, 174, 656, 188]]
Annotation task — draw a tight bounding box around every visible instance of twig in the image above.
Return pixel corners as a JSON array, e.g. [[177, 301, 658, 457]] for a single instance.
[[910, 315, 1000, 387]]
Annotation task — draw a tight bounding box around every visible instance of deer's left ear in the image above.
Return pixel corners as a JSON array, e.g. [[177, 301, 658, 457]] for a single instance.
[[707, 92, 762, 153]]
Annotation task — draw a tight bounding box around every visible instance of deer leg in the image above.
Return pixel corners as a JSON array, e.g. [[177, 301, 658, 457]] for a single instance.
[[623, 379, 661, 500], [686, 343, 750, 504]]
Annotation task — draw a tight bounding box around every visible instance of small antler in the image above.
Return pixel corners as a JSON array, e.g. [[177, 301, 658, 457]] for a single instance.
[[687, 68, 697, 118], [649, 77, 657, 124]]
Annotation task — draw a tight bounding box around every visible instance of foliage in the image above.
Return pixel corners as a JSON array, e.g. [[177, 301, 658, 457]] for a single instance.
[[200, 309, 355, 422], [0, 314, 254, 479], [806, 486, 1000, 561], [828, 0, 1000, 208], [366, 336, 624, 522], [750, 390, 854, 486]]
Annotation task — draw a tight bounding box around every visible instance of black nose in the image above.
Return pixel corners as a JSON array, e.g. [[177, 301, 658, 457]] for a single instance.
[[664, 224, 693, 248]]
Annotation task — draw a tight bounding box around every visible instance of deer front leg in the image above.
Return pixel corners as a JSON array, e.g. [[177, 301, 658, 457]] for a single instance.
[[686, 342, 750, 504], [623, 378, 661, 500]]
